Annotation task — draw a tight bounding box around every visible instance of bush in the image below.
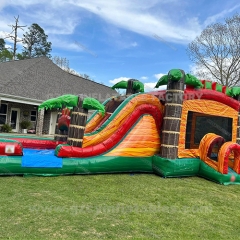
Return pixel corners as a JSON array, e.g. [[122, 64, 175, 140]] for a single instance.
[[20, 120, 32, 129], [1, 124, 12, 133]]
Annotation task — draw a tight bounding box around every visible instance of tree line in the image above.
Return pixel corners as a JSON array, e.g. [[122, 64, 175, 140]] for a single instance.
[[0, 16, 94, 80], [1, 13, 239, 87], [187, 13, 240, 87], [0, 16, 51, 61]]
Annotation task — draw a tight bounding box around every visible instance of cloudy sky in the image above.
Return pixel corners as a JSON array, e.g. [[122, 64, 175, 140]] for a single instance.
[[1, 0, 240, 91]]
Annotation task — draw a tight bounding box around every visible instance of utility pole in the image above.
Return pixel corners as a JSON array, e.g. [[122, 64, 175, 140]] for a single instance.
[[5, 15, 26, 60]]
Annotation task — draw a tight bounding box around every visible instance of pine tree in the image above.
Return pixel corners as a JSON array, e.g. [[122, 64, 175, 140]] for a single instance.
[[22, 23, 52, 58]]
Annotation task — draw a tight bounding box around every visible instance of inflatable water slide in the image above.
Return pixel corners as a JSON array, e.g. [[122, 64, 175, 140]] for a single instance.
[[1, 69, 240, 185]]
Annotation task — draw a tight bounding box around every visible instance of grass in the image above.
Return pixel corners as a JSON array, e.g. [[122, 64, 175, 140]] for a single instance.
[[0, 174, 240, 239]]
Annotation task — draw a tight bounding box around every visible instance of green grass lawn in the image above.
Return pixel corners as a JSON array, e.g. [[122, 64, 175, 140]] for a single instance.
[[0, 174, 240, 239]]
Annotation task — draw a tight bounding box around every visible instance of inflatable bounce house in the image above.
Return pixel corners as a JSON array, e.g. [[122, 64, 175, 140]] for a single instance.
[[1, 69, 240, 185]]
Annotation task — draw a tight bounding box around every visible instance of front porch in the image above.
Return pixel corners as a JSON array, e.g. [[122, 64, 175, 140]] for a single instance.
[[0, 96, 59, 136]]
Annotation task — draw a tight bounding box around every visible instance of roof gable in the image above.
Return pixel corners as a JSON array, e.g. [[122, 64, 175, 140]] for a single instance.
[[0, 57, 116, 102]]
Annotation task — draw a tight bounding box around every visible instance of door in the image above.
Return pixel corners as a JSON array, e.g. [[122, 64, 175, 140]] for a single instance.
[[10, 108, 20, 132], [49, 111, 58, 134]]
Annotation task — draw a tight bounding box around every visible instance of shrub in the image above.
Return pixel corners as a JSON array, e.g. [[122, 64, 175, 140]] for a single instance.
[[20, 120, 32, 129], [1, 124, 12, 133]]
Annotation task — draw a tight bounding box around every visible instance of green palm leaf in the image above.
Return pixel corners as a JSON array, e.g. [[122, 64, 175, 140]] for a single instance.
[[82, 98, 105, 115], [133, 81, 144, 92], [155, 75, 168, 88], [38, 94, 78, 110], [155, 71, 203, 88], [111, 81, 128, 89], [185, 74, 203, 88]]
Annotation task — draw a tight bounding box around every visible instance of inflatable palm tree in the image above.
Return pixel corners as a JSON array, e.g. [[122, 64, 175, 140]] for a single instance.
[[111, 79, 144, 95], [39, 95, 105, 147], [67, 97, 105, 147], [155, 70, 206, 158], [155, 69, 186, 159]]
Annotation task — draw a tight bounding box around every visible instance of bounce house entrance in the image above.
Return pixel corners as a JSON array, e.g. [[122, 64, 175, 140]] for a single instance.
[[185, 111, 233, 150]]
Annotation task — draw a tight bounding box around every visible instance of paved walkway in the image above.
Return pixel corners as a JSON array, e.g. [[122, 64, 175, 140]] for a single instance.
[[0, 133, 54, 140]]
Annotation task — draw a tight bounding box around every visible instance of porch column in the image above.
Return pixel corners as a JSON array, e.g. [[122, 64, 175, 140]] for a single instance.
[[36, 109, 44, 136]]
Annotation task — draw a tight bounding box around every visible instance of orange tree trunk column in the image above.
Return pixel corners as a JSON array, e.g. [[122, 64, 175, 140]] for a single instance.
[[160, 69, 185, 159], [67, 97, 88, 147]]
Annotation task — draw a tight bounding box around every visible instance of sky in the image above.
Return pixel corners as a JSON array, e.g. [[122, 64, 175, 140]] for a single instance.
[[0, 0, 240, 92]]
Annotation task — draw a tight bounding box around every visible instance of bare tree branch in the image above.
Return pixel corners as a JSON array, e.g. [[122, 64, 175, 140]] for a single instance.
[[4, 15, 26, 60], [187, 13, 240, 87]]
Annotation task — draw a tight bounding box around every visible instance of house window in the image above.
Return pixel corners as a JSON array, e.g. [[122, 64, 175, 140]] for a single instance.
[[30, 110, 37, 122], [185, 111, 232, 149], [0, 104, 8, 124]]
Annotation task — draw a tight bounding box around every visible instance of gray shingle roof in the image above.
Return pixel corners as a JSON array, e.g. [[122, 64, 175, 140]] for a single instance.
[[0, 57, 116, 102]]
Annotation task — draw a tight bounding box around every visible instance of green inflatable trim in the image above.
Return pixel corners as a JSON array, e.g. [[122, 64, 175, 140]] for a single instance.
[[152, 156, 200, 177], [82, 98, 105, 115], [231, 87, 240, 97], [0, 134, 53, 140], [111, 81, 128, 90], [55, 144, 69, 156], [198, 161, 240, 185], [1, 152, 240, 185], [216, 84, 222, 92], [0, 155, 153, 176], [205, 81, 212, 89], [225, 87, 233, 97], [0, 138, 21, 143]]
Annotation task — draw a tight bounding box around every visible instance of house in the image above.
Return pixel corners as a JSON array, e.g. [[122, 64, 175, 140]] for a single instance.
[[0, 57, 117, 135]]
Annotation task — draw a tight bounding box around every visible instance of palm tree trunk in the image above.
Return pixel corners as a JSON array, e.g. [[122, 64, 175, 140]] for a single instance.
[[236, 96, 240, 144], [67, 97, 88, 147], [126, 79, 138, 95], [160, 70, 185, 159]]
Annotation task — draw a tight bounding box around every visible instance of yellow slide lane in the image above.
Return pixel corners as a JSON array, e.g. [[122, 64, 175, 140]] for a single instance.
[[82, 94, 163, 148], [104, 115, 161, 157]]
